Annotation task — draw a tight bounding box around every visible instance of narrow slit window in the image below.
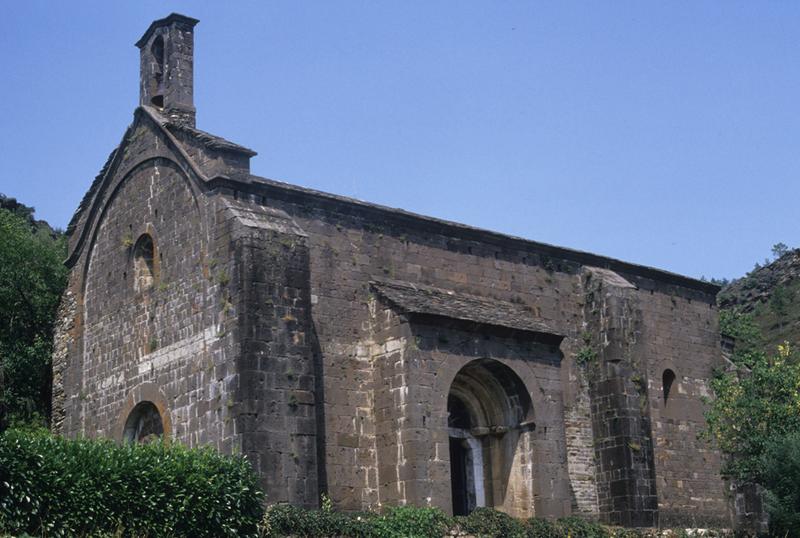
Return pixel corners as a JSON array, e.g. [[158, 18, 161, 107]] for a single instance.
[[662, 369, 676, 406]]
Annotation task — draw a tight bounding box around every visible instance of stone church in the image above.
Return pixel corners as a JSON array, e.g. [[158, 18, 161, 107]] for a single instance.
[[53, 13, 733, 528]]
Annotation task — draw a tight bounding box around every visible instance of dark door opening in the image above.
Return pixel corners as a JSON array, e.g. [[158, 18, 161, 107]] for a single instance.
[[450, 437, 470, 516]]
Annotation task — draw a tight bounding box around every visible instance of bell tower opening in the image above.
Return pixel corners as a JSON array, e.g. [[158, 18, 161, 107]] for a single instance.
[[135, 13, 199, 126], [149, 35, 165, 108]]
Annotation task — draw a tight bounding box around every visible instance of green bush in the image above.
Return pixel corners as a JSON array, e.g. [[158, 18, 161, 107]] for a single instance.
[[457, 506, 526, 537], [555, 516, 610, 538], [608, 528, 648, 538], [259, 505, 729, 538], [262, 504, 451, 538], [525, 517, 565, 538], [761, 432, 800, 537], [0, 428, 263, 537], [261, 504, 313, 536], [259, 505, 657, 538], [262, 504, 450, 538], [261, 504, 376, 537], [370, 506, 451, 538]]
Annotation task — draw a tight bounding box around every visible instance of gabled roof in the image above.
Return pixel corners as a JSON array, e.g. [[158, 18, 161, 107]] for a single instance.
[[66, 106, 253, 239], [65, 106, 224, 267]]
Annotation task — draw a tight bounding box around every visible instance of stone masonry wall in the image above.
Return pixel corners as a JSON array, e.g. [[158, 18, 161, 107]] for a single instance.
[[217, 195, 319, 507], [252, 185, 728, 522], [409, 320, 571, 518], [77, 159, 224, 446], [639, 289, 730, 527], [582, 268, 658, 527], [364, 295, 572, 517], [59, 104, 730, 525], [56, 116, 245, 463], [51, 288, 77, 435], [266, 196, 597, 514]]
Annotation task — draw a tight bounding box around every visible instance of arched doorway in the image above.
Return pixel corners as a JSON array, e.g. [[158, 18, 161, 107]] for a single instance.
[[447, 359, 533, 515], [122, 401, 164, 443]]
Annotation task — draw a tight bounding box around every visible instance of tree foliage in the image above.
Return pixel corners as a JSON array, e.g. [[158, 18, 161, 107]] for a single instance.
[[712, 252, 800, 534], [770, 284, 794, 317], [771, 242, 790, 259], [718, 310, 763, 368], [704, 342, 800, 481], [760, 432, 800, 537], [0, 205, 67, 428]]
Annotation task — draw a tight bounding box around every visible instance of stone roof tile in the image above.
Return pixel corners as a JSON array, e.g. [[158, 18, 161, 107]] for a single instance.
[[164, 122, 257, 157], [371, 278, 562, 339]]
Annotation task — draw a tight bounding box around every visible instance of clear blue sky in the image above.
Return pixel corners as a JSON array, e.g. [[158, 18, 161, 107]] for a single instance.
[[1, 2, 798, 281]]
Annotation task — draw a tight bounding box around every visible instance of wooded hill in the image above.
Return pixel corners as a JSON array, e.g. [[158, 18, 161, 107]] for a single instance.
[[718, 247, 800, 352]]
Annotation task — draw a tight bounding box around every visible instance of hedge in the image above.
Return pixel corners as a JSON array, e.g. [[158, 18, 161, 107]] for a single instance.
[[0, 428, 734, 537], [260, 506, 735, 538], [260, 504, 620, 538], [0, 428, 263, 537]]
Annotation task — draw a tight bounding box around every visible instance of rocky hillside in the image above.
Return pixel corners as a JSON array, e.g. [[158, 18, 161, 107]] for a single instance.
[[718, 248, 800, 351]]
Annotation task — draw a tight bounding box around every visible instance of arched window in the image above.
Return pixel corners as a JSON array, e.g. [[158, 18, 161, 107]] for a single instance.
[[447, 359, 533, 516], [123, 401, 164, 443], [662, 369, 676, 406], [133, 234, 156, 292]]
